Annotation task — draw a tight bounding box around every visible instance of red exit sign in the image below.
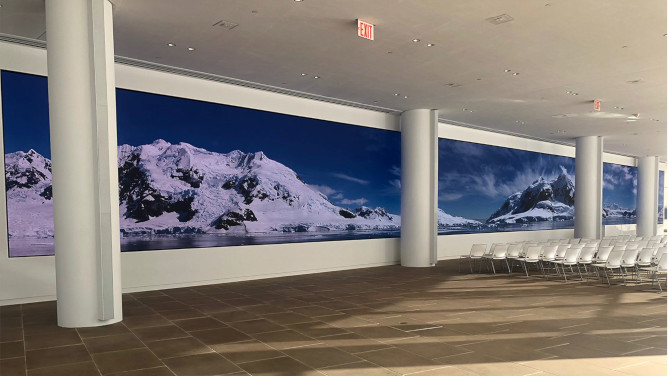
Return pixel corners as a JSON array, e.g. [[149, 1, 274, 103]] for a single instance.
[[358, 19, 374, 40]]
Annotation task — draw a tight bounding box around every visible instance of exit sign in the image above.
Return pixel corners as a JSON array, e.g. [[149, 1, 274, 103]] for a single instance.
[[358, 19, 374, 40], [594, 99, 601, 111]]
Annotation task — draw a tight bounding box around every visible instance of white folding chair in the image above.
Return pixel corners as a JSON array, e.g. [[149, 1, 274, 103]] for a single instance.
[[459, 244, 488, 273], [640, 253, 668, 292], [552, 247, 582, 281], [520, 246, 543, 277], [594, 250, 625, 286], [483, 244, 510, 274], [577, 246, 597, 280], [620, 249, 640, 284]]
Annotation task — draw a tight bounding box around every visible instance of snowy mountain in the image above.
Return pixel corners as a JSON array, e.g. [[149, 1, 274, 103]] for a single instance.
[[487, 170, 575, 224], [5, 150, 54, 238], [117, 140, 399, 235], [602, 203, 636, 218], [437, 208, 481, 228]]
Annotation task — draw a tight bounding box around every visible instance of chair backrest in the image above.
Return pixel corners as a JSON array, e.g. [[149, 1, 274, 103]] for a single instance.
[[492, 244, 509, 258], [658, 253, 668, 272], [653, 247, 667, 265], [625, 243, 640, 250], [621, 249, 640, 267], [506, 243, 522, 257], [637, 248, 655, 265], [525, 246, 543, 260], [636, 240, 650, 248], [559, 238, 571, 244], [484, 243, 500, 257], [595, 246, 614, 262], [555, 244, 570, 258], [541, 245, 559, 260], [570, 243, 585, 249], [578, 247, 597, 263], [563, 247, 581, 263], [612, 244, 627, 252], [569, 238, 581, 244], [606, 250, 625, 268], [470, 244, 488, 257], [599, 239, 612, 247]]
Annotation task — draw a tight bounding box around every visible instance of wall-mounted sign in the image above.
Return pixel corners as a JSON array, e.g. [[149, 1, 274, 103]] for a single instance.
[[594, 99, 601, 111], [357, 19, 374, 40]]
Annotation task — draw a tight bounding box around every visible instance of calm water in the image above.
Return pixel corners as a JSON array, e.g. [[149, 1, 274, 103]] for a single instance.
[[120, 230, 401, 252], [438, 220, 575, 235]]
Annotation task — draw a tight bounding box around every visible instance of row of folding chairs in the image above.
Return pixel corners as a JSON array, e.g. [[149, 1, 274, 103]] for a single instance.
[[459, 241, 668, 290]]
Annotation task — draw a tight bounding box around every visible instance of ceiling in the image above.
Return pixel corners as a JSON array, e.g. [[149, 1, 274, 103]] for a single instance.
[[0, 0, 666, 159]]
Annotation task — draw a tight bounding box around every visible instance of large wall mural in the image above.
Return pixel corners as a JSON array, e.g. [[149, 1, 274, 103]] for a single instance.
[[2, 71, 401, 256], [437, 138, 576, 234], [602, 163, 638, 226]]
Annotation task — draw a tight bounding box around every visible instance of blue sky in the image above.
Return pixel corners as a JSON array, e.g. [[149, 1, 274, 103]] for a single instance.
[[1, 71, 402, 214], [438, 138, 575, 220], [602, 163, 637, 210]]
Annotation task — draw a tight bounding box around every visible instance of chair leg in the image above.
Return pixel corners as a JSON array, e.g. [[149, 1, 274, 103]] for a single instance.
[[562, 263, 568, 282], [491, 259, 496, 275], [605, 268, 611, 286], [505, 258, 511, 274], [577, 264, 583, 280]]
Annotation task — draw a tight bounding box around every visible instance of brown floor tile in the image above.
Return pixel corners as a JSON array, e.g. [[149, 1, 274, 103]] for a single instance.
[[355, 345, 450, 375], [132, 325, 189, 343], [226, 318, 286, 335], [190, 327, 251, 346], [0, 341, 24, 359], [77, 323, 130, 339], [237, 356, 320, 375], [213, 340, 284, 364], [0, 357, 26, 376], [163, 353, 241, 375], [27, 361, 101, 376], [242, 304, 289, 315], [123, 315, 171, 329], [26, 344, 91, 370], [283, 345, 362, 368], [92, 348, 162, 375], [286, 321, 350, 338], [145, 337, 213, 359], [0, 327, 23, 343], [318, 361, 399, 375], [172, 317, 226, 332], [24, 329, 81, 350], [83, 333, 145, 354], [160, 309, 206, 321], [290, 305, 341, 318], [109, 367, 174, 376], [262, 312, 315, 325], [251, 329, 321, 350], [210, 310, 258, 324], [108, 366, 174, 376], [349, 326, 418, 343]]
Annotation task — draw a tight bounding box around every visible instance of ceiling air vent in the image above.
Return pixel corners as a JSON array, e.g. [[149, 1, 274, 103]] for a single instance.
[[486, 14, 514, 25], [212, 19, 239, 30]]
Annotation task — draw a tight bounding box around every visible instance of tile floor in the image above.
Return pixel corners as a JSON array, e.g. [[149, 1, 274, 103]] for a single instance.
[[0, 260, 666, 375]]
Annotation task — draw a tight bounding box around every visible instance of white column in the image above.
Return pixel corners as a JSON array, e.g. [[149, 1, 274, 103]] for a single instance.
[[636, 156, 659, 237], [400, 109, 438, 267], [574, 136, 603, 239], [46, 0, 122, 328]]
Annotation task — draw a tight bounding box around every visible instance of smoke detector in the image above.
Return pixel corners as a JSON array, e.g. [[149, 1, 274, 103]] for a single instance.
[[486, 14, 514, 25]]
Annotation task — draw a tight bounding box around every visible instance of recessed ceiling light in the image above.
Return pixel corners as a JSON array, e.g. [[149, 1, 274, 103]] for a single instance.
[[294, 0, 303, 2], [404, 96, 408, 99], [426, 43, 435, 47], [572, 93, 578, 95], [566, 90, 572, 94], [504, 69, 511, 72], [187, 47, 195, 51], [512, 72, 520, 76], [394, 93, 400, 96], [412, 38, 421, 42], [313, 76, 320, 79], [300, 73, 307, 76], [167, 43, 176, 47]]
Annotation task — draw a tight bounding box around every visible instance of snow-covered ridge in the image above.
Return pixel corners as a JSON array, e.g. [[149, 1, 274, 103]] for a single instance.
[[6, 142, 401, 238], [486, 170, 575, 224]]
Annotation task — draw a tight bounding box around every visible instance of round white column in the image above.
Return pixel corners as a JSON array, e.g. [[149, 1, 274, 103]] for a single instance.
[[574, 136, 603, 239], [636, 156, 659, 237], [46, 0, 122, 327], [400, 109, 438, 267]]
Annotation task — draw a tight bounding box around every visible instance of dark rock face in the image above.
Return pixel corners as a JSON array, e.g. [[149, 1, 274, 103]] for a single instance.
[[487, 172, 575, 223], [210, 208, 258, 230], [40, 186, 53, 200], [118, 152, 198, 223], [339, 209, 357, 219], [354, 207, 393, 221], [171, 167, 204, 188]]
